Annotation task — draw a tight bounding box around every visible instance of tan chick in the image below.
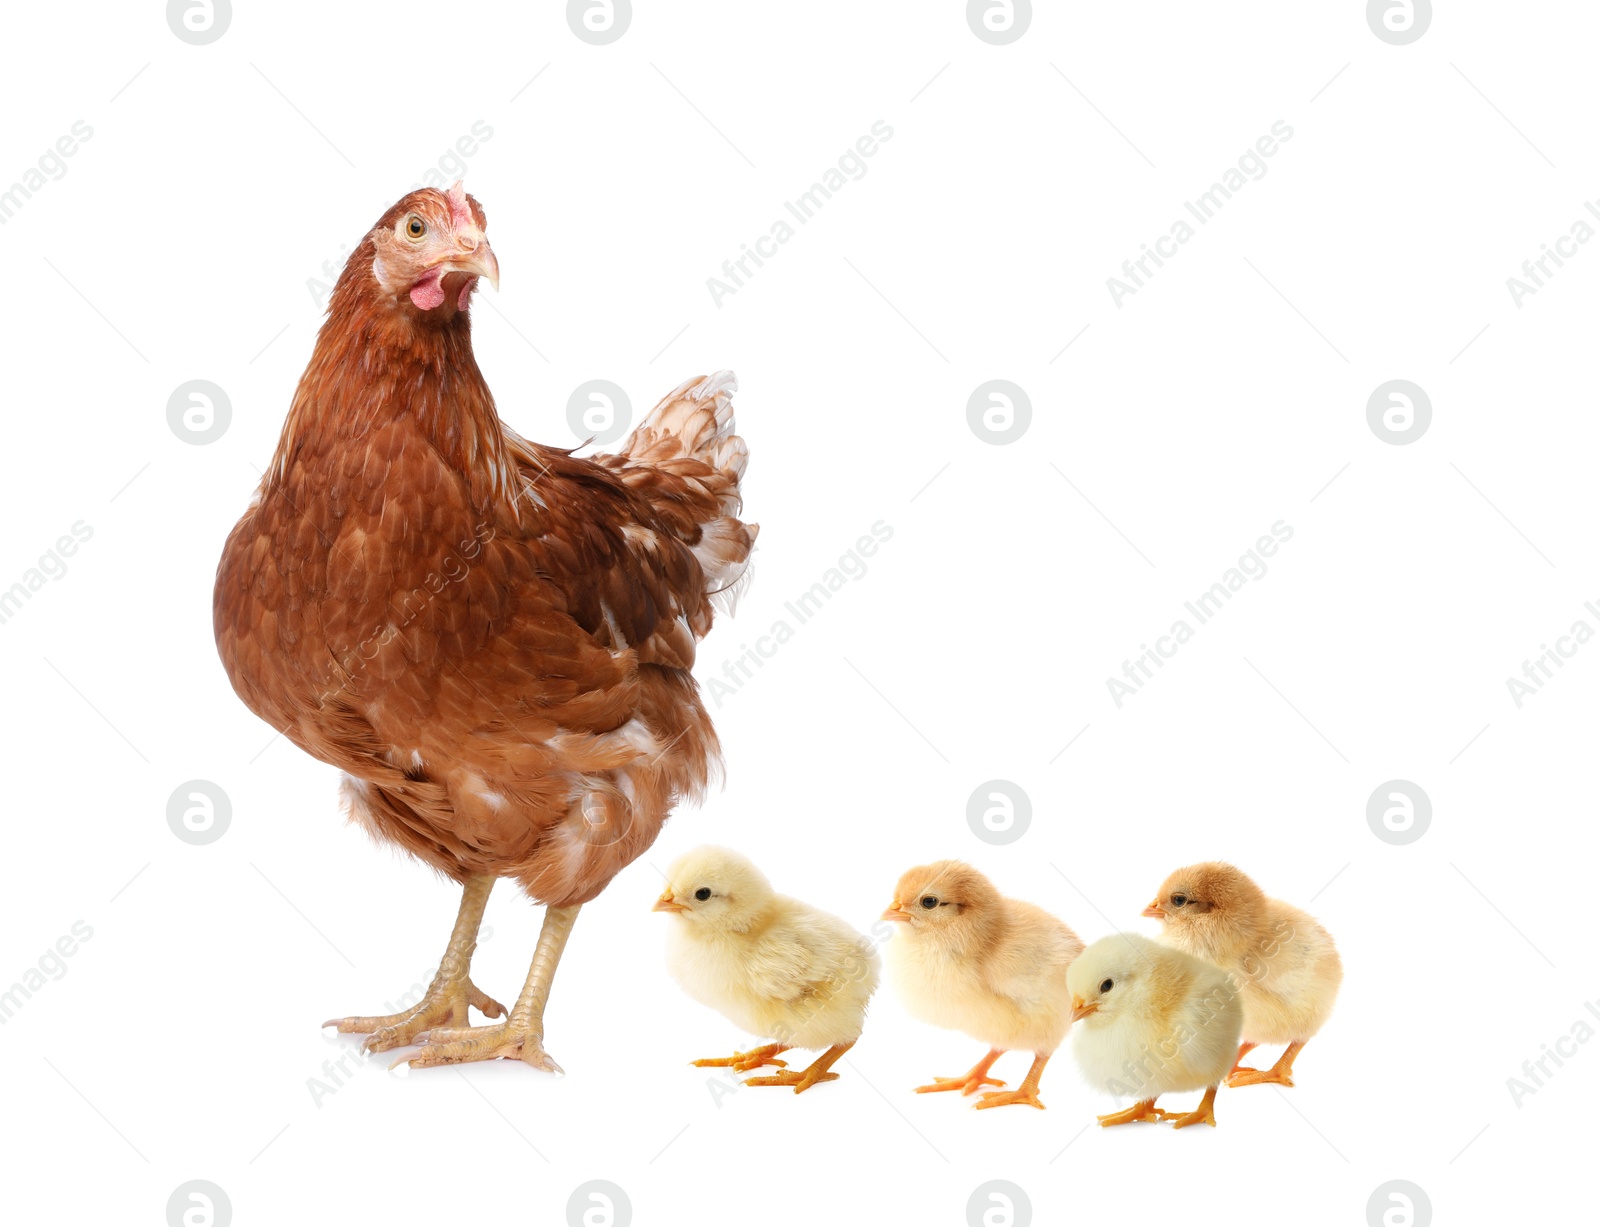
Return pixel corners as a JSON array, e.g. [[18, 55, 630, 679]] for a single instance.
[[1144, 861, 1342, 1088], [883, 861, 1085, 1110], [1068, 934, 1244, 1127], [654, 846, 879, 1093]]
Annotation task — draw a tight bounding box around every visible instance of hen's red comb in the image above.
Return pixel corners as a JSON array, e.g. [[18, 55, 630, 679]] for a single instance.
[[446, 181, 472, 231]]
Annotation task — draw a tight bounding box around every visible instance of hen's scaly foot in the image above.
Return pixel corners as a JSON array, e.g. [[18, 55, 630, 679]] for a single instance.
[[692, 1043, 790, 1072], [916, 1073, 1006, 1096], [1098, 1098, 1165, 1126], [399, 1021, 562, 1072], [324, 978, 505, 1054], [975, 1087, 1045, 1110]]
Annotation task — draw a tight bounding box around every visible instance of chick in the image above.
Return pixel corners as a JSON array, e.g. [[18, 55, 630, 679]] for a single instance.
[[1143, 862, 1342, 1088], [883, 861, 1084, 1110], [654, 846, 879, 1093], [1068, 934, 1243, 1127]]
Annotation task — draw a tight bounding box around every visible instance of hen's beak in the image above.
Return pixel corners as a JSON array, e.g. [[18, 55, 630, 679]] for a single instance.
[[441, 227, 500, 290], [652, 891, 687, 914], [881, 901, 910, 923], [1141, 899, 1166, 920], [1070, 995, 1098, 1023]]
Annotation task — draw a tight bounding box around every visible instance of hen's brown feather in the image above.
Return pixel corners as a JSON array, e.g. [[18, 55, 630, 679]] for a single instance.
[[214, 189, 754, 907]]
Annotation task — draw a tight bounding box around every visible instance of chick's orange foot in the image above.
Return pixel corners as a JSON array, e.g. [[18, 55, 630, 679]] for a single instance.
[[1097, 1099, 1166, 1126], [1162, 1086, 1219, 1129], [975, 1087, 1045, 1110], [325, 977, 506, 1054], [692, 1043, 791, 1072], [1225, 1040, 1303, 1088], [742, 1042, 853, 1094], [915, 1048, 1006, 1096]]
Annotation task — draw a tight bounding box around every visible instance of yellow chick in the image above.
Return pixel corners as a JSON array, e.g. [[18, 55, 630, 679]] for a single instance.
[[654, 845, 880, 1093], [1143, 862, 1342, 1088], [1067, 934, 1244, 1128], [883, 861, 1085, 1110]]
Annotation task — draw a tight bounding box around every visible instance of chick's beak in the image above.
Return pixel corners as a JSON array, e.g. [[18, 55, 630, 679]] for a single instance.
[[1140, 899, 1166, 920], [1070, 995, 1098, 1023], [652, 891, 687, 914], [881, 901, 910, 923], [442, 227, 500, 290]]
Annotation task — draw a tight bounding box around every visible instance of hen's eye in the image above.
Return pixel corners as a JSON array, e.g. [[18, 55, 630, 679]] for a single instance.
[[1100, 978, 1114, 993], [1172, 894, 1188, 907], [920, 895, 938, 909], [405, 215, 426, 239], [694, 887, 711, 902]]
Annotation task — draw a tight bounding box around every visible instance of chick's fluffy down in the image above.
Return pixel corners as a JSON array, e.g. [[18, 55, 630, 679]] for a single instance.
[[1068, 934, 1243, 1101], [663, 847, 879, 1050]]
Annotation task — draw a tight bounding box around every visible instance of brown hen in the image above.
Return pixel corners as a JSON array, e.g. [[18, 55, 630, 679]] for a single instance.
[[214, 183, 756, 1071]]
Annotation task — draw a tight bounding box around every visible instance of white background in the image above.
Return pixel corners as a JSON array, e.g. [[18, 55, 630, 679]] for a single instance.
[[1, 2, 1593, 1224]]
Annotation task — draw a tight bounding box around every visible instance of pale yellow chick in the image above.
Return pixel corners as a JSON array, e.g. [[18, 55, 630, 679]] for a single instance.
[[883, 861, 1085, 1110], [1068, 934, 1243, 1128], [654, 845, 880, 1093], [1144, 861, 1342, 1088]]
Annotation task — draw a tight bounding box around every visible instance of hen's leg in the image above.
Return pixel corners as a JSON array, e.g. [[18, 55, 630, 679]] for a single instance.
[[402, 904, 580, 1072], [692, 1043, 791, 1072], [975, 1052, 1050, 1110], [324, 875, 504, 1053], [1227, 1039, 1304, 1088], [916, 1048, 1006, 1096], [744, 1042, 852, 1093]]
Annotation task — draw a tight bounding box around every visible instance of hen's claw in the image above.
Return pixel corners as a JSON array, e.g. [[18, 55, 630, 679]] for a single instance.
[[1226, 1066, 1293, 1088], [916, 1073, 1006, 1096], [325, 977, 506, 1054], [400, 1022, 563, 1073], [1097, 1098, 1165, 1126], [975, 1087, 1045, 1110]]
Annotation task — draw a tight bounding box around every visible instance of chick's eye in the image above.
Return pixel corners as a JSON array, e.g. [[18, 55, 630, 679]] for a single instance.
[[1172, 894, 1187, 907], [694, 887, 711, 902], [919, 895, 938, 909], [405, 216, 426, 239], [1100, 979, 1114, 993]]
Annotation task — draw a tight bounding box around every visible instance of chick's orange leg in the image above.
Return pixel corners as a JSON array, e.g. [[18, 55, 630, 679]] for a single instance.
[[324, 875, 505, 1053], [1096, 1097, 1165, 1126], [1227, 1040, 1259, 1077], [1159, 1084, 1219, 1128], [975, 1052, 1050, 1110], [1226, 1039, 1304, 1088], [916, 1048, 1007, 1096], [744, 1042, 853, 1094], [692, 1043, 791, 1072], [400, 903, 580, 1072]]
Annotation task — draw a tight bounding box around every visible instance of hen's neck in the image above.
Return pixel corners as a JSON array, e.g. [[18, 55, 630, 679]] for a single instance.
[[269, 289, 517, 510]]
